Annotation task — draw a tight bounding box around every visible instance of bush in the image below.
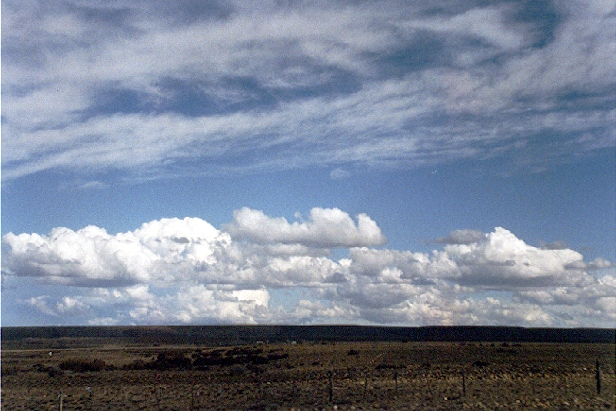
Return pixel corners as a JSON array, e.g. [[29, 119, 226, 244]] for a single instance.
[[2, 365, 18, 376], [59, 358, 107, 372], [47, 366, 64, 377], [123, 359, 148, 370], [375, 363, 399, 370], [151, 351, 192, 370]]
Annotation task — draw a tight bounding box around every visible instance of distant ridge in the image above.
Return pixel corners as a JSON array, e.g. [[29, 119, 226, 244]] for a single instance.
[[2, 326, 614, 348]]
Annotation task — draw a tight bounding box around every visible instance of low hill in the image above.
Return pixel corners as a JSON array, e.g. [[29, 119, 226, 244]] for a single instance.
[[2, 325, 614, 349]]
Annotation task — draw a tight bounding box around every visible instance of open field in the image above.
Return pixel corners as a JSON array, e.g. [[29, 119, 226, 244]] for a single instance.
[[2, 339, 614, 410]]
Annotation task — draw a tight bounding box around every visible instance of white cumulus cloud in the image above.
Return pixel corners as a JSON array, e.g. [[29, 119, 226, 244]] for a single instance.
[[2, 217, 231, 287], [224, 207, 387, 248], [446, 227, 593, 287], [2, 212, 614, 327]]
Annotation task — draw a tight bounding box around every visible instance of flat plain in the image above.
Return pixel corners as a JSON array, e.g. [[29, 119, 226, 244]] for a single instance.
[[2, 336, 614, 410]]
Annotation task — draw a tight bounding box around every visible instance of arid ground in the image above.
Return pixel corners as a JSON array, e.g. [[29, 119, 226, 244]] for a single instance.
[[2, 338, 614, 410]]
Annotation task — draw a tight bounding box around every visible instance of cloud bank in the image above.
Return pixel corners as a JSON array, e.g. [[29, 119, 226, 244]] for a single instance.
[[3, 209, 613, 326], [2, 0, 615, 182]]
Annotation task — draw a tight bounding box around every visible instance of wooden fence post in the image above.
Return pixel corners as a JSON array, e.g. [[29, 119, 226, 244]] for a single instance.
[[394, 370, 399, 394], [85, 386, 93, 409], [258, 378, 264, 401], [596, 359, 601, 395], [328, 370, 334, 403], [191, 383, 196, 410]]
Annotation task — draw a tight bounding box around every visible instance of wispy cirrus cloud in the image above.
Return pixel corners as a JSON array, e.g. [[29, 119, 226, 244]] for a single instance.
[[2, 0, 614, 182]]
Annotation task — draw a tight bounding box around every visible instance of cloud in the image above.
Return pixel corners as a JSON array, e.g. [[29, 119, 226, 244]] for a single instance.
[[24, 295, 90, 317], [77, 180, 109, 190], [445, 227, 593, 287], [2, 1, 614, 181], [1, 217, 230, 287], [434, 229, 485, 245], [2, 211, 613, 326], [224, 207, 387, 248], [44, 284, 271, 325], [586, 257, 612, 270], [347, 227, 596, 288], [540, 240, 569, 250], [129, 285, 271, 325], [347, 247, 458, 280], [329, 167, 352, 180]]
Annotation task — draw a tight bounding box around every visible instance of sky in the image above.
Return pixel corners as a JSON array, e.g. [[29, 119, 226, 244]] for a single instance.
[[1, 0, 615, 328]]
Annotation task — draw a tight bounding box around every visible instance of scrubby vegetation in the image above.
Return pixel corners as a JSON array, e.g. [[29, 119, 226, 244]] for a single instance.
[[121, 346, 290, 371], [59, 358, 109, 373], [2, 339, 614, 410]]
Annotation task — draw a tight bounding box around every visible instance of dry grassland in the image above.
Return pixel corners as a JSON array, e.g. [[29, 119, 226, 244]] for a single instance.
[[2, 341, 614, 410]]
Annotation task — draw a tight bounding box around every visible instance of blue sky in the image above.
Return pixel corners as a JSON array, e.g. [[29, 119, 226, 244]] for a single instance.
[[2, 0, 615, 327]]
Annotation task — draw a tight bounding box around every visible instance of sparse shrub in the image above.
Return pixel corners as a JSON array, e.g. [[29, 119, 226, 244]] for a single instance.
[[375, 363, 398, 370], [151, 351, 192, 370], [228, 347, 264, 356], [496, 347, 517, 355], [2, 365, 19, 376], [32, 363, 45, 372], [347, 349, 360, 356], [192, 347, 288, 369], [267, 352, 289, 361], [123, 359, 148, 370], [228, 364, 246, 376], [47, 366, 64, 377], [59, 358, 107, 372], [247, 364, 264, 375]]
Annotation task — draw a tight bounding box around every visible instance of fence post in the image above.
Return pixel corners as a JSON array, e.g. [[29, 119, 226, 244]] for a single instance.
[[58, 390, 63, 411], [191, 383, 196, 411], [394, 370, 398, 394], [85, 386, 93, 409], [154, 372, 162, 411], [596, 359, 601, 395], [328, 370, 334, 403], [259, 378, 264, 401]]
